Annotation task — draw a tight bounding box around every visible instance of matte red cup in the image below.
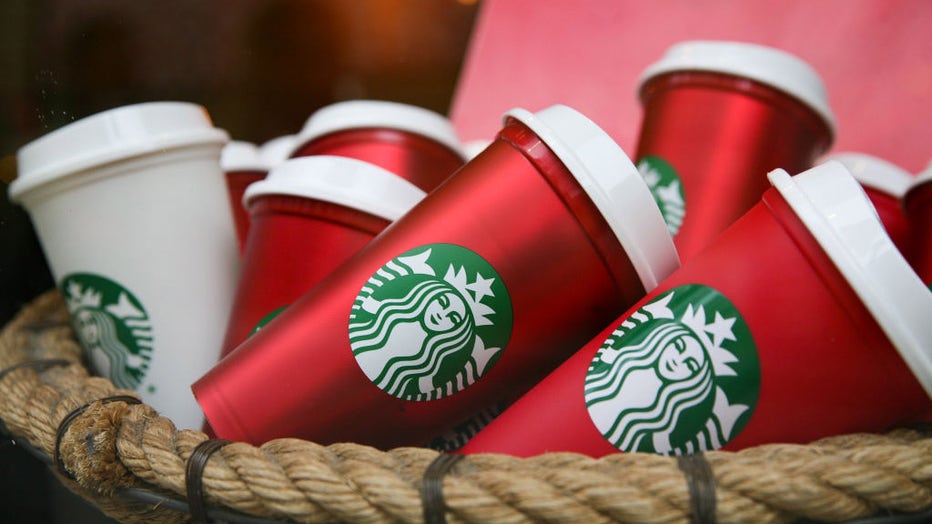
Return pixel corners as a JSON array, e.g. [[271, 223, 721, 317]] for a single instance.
[[221, 141, 269, 252], [220, 156, 426, 358], [460, 161, 932, 458], [193, 104, 680, 448], [289, 100, 467, 192], [635, 41, 835, 262], [825, 152, 913, 255], [904, 168, 932, 286]]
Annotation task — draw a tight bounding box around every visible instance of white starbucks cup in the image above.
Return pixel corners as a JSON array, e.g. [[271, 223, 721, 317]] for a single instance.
[[8, 101, 240, 430]]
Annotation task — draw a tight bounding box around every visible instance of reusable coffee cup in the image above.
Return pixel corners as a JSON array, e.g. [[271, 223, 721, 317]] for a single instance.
[[288, 100, 467, 192], [8, 101, 240, 431], [193, 104, 680, 448], [904, 166, 932, 286], [221, 140, 269, 252], [825, 152, 913, 255], [460, 161, 932, 458], [220, 156, 426, 357], [635, 40, 835, 262]]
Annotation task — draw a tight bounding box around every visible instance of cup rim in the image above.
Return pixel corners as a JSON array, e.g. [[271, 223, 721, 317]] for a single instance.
[[769, 162, 932, 398], [638, 40, 836, 138], [823, 152, 913, 198], [289, 100, 466, 159], [10, 101, 228, 203], [503, 104, 680, 292], [243, 155, 426, 222]]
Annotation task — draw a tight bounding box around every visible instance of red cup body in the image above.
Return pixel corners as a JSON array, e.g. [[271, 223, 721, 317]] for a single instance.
[[636, 72, 832, 261], [291, 128, 464, 192], [225, 170, 266, 253], [461, 186, 929, 457], [863, 186, 912, 257], [194, 122, 649, 448], [220, 195, 391, 358], [905, 179, 932, 287]]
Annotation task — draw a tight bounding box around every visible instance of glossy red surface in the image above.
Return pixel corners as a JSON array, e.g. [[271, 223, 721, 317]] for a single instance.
[[220, 195, 390, 358], [904, 179, 932, 286], [461, 186, 929, 457], [863, 187, 912, 258], [194, 121, 651, 448], [635, 71, 832, 262], [224, 170, 267, 253], [291, 128, 465, 192]]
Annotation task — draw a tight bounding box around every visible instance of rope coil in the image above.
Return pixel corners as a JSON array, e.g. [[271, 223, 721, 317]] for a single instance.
[[1, 289, 930, 524], [54, 395, 142, 480], [422, 453, 465, 524], [186, 438, 232, 523]]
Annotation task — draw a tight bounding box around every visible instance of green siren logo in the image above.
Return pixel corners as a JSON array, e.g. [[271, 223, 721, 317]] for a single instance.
[[637, 156, 686, 237], [250, 306, 287, 336], [349, 244, 513, 401], [62, 273, 153, 390], [584, 284, 759, 455]]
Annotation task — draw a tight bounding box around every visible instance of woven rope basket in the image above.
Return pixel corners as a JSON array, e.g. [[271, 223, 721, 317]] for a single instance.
[[1, 289, 930, 524]]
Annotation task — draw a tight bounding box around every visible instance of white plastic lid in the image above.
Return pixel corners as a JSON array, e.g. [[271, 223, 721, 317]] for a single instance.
[[769, 162, 932, 398], [639, 40, 836, 139], [290, 100, 466, 159], [504, 105, 680, 291], [10, 101, 229, 202], [463, 139, 492, 160], [823, 152, 913, 198], [259, 134, 297, 168], [913, 160, 932, 185], [221, 141, 268, 172], [243, 155, 426, 221]]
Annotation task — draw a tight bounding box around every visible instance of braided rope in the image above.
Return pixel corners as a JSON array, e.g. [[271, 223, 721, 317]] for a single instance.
[[1, 290, 930, 523]]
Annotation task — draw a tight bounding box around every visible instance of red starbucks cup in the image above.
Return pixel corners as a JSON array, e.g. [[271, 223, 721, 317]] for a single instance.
[[220, 156, 427, 358], [635, 40, 835, 262], [193, 104, 680, 448], [904, 167, 932, 286], [221, 141, 269, 252], [460, 161, 932, 458], [825, 152, 913, 255], [289, 100, 467, 192]]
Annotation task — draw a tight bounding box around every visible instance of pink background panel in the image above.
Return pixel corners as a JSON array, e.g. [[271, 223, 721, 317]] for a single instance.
[[450, 0, 932, 173]]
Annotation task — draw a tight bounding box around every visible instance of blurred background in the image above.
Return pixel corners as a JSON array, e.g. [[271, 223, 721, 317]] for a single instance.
[[0, 1, 479, 522]]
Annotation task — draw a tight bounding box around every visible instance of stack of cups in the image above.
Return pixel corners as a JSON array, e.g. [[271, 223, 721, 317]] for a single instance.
[[220, 156, 426, 358], [193, 104, 680, 448], [904, 164, 932, 287], [460, 161, 932, 457], [221, 141, 269, 252], [635, 40, 835, 261], [8, 102, 240, 431], [288, 100, 467, 192], [824, 152, 913, 255]]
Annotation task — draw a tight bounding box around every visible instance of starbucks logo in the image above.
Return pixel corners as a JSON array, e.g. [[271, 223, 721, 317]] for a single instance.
[[638, 156, 686, 237], [62, 273, 153, 391], [348, 244, 513, 401], [584, 284, 759, 455], [250, 306, 287, 336]]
